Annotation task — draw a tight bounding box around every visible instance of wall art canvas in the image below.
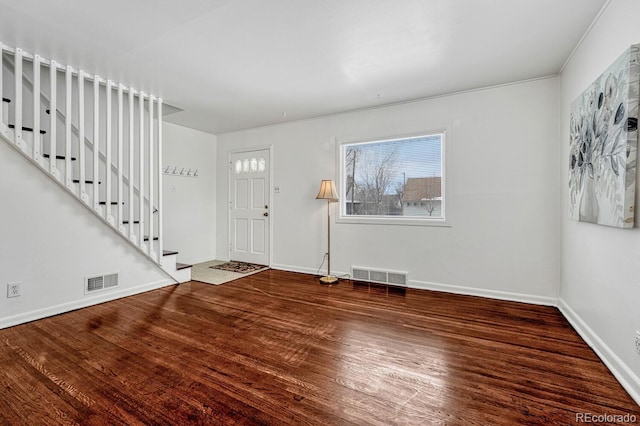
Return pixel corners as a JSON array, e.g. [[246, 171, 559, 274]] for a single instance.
[[569, 44, 639, 228]]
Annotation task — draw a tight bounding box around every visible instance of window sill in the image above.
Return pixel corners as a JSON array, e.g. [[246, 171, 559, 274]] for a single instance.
[[336, 216, 451, 227]]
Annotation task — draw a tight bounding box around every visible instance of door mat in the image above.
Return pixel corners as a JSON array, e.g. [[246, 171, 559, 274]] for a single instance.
[[210, 261, 268, 274]]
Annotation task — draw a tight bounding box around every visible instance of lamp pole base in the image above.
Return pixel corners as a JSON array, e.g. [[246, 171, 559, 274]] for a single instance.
[[319, 275, 339, 284]]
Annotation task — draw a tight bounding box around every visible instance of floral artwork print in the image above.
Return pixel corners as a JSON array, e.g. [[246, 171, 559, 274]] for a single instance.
[[569, 45, 639, 228]]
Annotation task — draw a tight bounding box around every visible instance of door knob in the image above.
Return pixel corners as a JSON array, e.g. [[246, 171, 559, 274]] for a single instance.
[[263, 212, 269, 217]]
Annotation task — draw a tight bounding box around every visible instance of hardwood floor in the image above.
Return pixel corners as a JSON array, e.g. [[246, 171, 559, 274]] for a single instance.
[[1, 270, 638, 425]]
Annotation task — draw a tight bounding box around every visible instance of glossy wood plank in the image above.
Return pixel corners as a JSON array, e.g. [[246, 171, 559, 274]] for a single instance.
[[1, 270, 638, 425]]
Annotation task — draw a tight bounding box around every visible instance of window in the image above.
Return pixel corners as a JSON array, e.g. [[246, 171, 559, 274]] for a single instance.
[[235, 157, 266, 174], [339, 131, 445, 225]]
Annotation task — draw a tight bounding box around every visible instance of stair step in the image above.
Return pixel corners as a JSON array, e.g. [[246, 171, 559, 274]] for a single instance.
[[163, 250, 179, 256], [8, 124, 46, 134], [73, 179, 101, 184], [2, 98, 9, 103], [176, 263, 192, 271], [143, 236, 159, 241], [43, 153, 77, 161], [98, 201, 124, 205]]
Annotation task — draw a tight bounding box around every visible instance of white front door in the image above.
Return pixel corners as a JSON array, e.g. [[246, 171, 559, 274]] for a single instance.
[[229, 149, 270, 265]]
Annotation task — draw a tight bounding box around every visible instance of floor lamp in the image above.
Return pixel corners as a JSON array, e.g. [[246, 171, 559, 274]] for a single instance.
[[316, 180, 339, 284]]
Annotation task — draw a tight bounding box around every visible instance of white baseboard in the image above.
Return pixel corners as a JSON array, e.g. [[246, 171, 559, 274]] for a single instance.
[[272, 264, 556, 306], [558, 298, 640, 405], [271, 263, 349, 278], [0, 278, 174, 330], [409, 278, 558, 306]]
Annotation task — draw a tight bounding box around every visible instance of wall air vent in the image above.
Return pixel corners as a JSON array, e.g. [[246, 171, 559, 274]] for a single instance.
[[351, 266, 408, 287], [352, 268, 370, 281], [85, 272, 119, 294], [388, 272, 408, 286]]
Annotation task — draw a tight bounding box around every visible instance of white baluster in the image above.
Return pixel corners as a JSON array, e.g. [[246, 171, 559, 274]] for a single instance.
[[157, 98, 163, 264], [0, 42, 4, 134], [78, 70, 87, 202], [139, 91, 145, 252], [93, 76, 100, 211], [148, 96, 155, 260], [128, 89, 135, 243], [117, 84, 124, 233], [65, 66, 72, 187], [49, 61, 57, 178], [14, 48, 23, 150], [106, 80, 113, 225], [33, 55, 41, 161]]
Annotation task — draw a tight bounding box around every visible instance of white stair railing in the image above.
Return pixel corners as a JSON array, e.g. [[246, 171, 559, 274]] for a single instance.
[[4, 52, 158, 220], [0, 42, 163, 265]]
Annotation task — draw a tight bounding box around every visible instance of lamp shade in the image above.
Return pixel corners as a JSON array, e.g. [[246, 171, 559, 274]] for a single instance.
[[316, 179, 339, 201]]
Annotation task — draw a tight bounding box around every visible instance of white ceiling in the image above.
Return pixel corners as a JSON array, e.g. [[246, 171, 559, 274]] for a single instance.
[[0, 0, 607, 135]]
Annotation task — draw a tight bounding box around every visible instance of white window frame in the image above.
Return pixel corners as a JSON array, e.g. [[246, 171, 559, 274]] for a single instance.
[[336, 130, 450, 227]]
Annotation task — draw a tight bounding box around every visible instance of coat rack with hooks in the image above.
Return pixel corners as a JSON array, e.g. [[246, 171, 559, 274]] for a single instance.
[[163, 166, 199, 178]]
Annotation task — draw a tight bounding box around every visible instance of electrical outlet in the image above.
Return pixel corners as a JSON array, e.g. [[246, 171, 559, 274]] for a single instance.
[[7, 282, 21, 298], [635, 331, 640, 355]]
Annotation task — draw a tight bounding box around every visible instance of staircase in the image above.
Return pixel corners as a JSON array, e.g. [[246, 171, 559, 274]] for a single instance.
[[0, 43, 191, 283]]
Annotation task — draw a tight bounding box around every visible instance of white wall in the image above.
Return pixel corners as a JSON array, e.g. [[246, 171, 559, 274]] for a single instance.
[[217, 77, 560, 304], [0, 139, 171, 329], [559, 0, 640, 403], [162, 122, 217, 264]]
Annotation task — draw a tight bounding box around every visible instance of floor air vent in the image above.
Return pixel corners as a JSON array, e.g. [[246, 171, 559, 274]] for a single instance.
[[85, 272, 119, 294], [351, 267, 408, 287]]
